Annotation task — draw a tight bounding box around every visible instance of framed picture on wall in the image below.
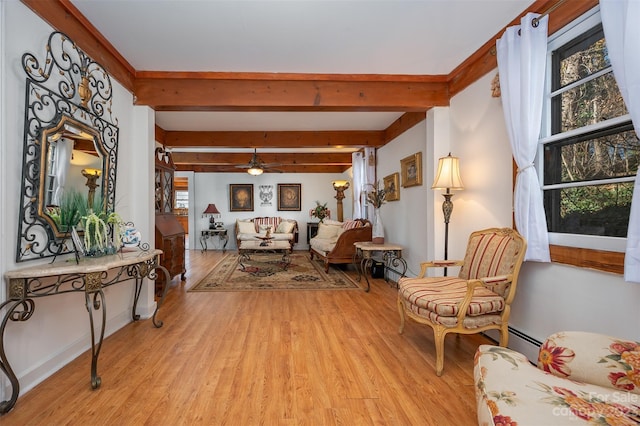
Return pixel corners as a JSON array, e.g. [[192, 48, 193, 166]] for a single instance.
[[383, 172, 400, 201], [230, 184, 254, 212], [401, 152, 423, 187], [277, 183, 301, 211]]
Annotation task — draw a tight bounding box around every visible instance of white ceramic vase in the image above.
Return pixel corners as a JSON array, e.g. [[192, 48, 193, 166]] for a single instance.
[[372, 209, 384, 244]]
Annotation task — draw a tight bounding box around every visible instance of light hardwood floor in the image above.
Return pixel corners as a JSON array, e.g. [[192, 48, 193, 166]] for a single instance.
[[2, 247, 491, 425]]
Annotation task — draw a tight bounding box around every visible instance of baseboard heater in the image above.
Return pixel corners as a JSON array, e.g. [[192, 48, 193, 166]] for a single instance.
[[508, 326, 543, 347], [483, 326, 543, 363]]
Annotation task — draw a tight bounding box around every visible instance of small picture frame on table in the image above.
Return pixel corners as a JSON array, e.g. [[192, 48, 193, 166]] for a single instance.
[[71, 226, 85, 264]]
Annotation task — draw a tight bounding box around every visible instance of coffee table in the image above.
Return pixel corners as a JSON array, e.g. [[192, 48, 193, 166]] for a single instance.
[[238, 240, 292, 271]]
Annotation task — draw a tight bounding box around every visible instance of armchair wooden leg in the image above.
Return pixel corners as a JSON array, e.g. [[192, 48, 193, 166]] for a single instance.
[[434, 327, 447, 377], [397, 297, 406, 334], [499, 324, 509, 347]]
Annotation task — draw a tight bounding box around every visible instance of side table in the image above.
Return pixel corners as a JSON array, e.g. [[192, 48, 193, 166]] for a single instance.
[[353, 241, 407, 292], [200, 228, 228, 252], [307, 222, 319, 244]]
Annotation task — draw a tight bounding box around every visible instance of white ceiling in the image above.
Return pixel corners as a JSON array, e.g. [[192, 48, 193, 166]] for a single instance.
[[70, 0, 534, 133]]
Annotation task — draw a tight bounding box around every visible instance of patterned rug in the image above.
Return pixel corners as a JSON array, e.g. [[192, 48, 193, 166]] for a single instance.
[[189, 252, 360, 291]]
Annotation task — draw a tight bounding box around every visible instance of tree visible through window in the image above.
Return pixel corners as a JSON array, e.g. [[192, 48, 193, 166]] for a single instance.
[[543, 23, 639, 238]]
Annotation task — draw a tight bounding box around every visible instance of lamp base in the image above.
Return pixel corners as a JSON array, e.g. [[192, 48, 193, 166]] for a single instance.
[[372, 236, 385, 244]]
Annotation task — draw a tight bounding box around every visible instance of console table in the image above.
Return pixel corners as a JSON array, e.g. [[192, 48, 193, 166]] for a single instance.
[[0, 249, 170, 414], [353, 242, 408, 292], [200, 228, 228, 253]]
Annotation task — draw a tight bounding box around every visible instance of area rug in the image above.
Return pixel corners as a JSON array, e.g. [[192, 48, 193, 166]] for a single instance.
[[189, 252, 360, 291]]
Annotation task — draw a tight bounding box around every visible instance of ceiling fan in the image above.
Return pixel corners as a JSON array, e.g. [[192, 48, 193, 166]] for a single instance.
[[235, 149, 282, 175]]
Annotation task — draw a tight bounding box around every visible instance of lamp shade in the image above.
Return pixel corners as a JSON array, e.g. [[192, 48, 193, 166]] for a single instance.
[[332, 180, 350, 190], [432, 153, 464, 190], [202, 203, 221, 216], [247, 166, 263, 176]]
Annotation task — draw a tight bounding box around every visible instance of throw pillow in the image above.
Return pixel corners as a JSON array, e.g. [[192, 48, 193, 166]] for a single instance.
[[343, 220, 362, 230], [316, 223, 340, 239], [254, 217, 281, 230], [237, 220, 257, 234], [275, 220, 295, 234], [323, 219, 343, 226], [259, 224, 273, 233]]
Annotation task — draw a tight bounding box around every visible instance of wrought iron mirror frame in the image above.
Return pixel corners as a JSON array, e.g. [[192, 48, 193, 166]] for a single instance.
[[16, 31, 119, 262]]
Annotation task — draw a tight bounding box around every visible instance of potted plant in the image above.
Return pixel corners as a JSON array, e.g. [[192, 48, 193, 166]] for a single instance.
[[310, 201, 331, 223]]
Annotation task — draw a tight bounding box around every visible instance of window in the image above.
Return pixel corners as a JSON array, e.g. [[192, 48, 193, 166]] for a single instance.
[[539, 9, 639, 252], [175, 190, 188, 209]]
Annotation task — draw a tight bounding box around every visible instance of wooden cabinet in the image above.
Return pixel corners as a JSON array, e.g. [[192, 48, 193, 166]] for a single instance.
[[175, 215, 189, 234], [155, 148, 186, 293]]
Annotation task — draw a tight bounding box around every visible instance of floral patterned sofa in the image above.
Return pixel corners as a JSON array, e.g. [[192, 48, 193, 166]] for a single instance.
[[475, 331, 640, 425]]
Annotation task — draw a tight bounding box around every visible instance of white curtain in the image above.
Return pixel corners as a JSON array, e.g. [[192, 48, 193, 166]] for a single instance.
[[497, 12, 550, 262], [351, 148, 377, 220], [52, 138, 73, 205], [601, 0, 640, 282], [364, 147, 376, 221], [352, 152, 365, 218]]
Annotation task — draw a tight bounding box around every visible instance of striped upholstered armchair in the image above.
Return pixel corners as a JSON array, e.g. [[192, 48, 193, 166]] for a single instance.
[[397, 227, 526, 376]]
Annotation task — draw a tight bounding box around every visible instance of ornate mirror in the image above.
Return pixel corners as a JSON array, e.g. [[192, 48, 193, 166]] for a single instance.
[[17, 32, 119, 262]]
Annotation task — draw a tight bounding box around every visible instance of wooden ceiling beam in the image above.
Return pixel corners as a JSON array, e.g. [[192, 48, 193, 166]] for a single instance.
[[164, 130, 383, 148], [176, 164, 350, 173], [172, 152, 353, 165], [21, 0, 136, 92], [447, 0, 600, 97], [135, 73, 449, 111]]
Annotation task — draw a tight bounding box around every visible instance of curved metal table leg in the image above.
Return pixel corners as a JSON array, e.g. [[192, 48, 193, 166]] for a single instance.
[[151, 264, 172, 328], [0, 298, 35, 414], [85, 288, 106, 390], [359, 257, 372, 292]]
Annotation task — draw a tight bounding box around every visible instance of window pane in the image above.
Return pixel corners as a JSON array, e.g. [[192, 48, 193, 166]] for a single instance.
[[544, 127, 640, 184], [175, 190, 188, 209], [558, 31, 609, 87], [545, 182, 633, 237], [552, 73, 628, 133]]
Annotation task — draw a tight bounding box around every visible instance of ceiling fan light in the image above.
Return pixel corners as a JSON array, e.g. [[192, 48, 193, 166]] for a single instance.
[[247, 166, 263, 176]]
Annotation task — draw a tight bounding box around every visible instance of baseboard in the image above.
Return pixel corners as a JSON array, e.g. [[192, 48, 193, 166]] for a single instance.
[[484, 326, 543, 363], [5, 307, 133, 400]]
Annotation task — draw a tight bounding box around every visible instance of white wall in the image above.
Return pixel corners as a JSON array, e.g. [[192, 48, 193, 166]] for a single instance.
[[446, 71, 640, 359], [190, 172, 352, 250], [377, 121, 432, 277], [0, 2, 156, 399]]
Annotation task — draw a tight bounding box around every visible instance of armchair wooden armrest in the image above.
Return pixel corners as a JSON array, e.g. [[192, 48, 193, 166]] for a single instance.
[[456, 280, 486, 323], [417, 260, 464, 277]]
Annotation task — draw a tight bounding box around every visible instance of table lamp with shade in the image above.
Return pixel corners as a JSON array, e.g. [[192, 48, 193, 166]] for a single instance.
[[202, 203, 222, 229]]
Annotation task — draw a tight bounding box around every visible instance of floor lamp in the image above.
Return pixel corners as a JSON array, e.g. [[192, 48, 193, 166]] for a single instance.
[[431, 153, 464, 276], [332, 180, 350, 222]]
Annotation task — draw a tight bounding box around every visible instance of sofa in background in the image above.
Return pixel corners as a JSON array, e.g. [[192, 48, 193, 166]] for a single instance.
[[309, 219, 371, 271], [475, 331, 640, 426], [235, 217, 298, 250]]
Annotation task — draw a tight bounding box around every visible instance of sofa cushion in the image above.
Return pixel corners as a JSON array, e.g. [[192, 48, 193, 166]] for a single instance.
[[538, 331, 640, 395], [237, 220, 257, 234], [258, 224, 273, 233], [309, 237, 336, 254], [343, 220, 362, 230], [399, 277, 505, 317], [275, 220, 295, 234], [316, 223, 341, 239], [254, 217, 281, 231]]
